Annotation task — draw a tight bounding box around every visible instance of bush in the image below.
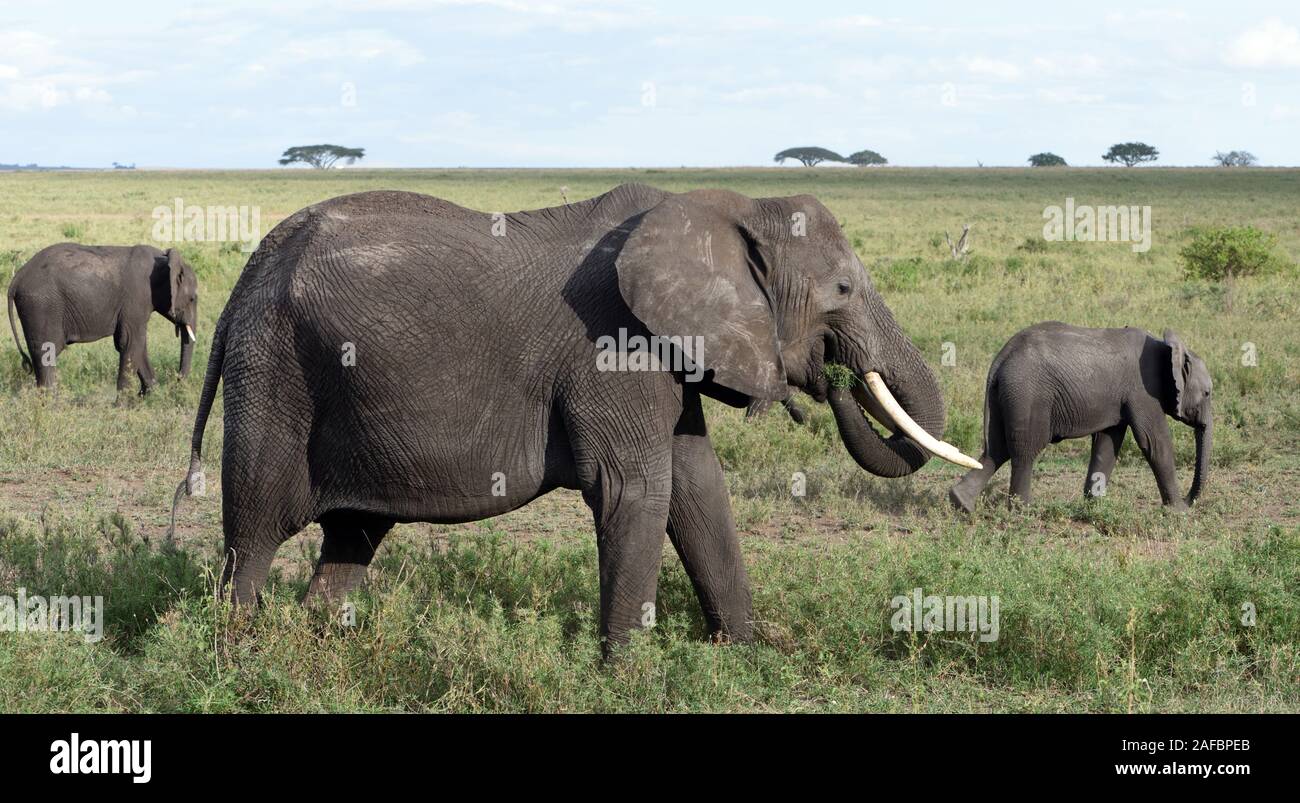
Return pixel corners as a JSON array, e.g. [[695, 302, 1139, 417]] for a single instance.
[[1179, 226, 1289, 281]]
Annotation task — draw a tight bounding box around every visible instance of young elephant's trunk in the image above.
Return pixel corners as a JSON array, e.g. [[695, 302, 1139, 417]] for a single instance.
[[1186, 419, 1211, 505], [178, 324, 195, 378]]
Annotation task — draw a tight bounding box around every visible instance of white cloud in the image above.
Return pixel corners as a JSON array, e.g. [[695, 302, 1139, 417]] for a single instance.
[[274, 30, 426, 67], [1225, 19, 1300, 68], [0, 30, 148, 112], [838, 56, 911, 82], [828, 15, 883, 29], [1030, 53, 1106, 77], [1270, 103, 1300, 120], [721, 83, 835, 104], [963, 57, 1021, 81], [0, 31, 66, 72], [1036, 87, 1105, 105]]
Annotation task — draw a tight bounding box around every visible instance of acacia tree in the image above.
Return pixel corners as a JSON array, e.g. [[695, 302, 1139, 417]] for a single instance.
[[847, 149, 888, 166], [1028, 152, 1067, 167], [1211, 150, 1257, 167], [774, 147, 846, 167], [279, 144, 366, 169], [1102, 142, 1158, 167]]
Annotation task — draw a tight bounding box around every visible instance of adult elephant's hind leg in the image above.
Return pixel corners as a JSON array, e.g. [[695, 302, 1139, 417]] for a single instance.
[[666, 396, 753, 642], [220, 434, 312, 606], [305, 511, 394, 605]]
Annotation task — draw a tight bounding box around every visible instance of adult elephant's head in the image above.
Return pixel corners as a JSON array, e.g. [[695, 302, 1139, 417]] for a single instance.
[[616, 188, 980, 477]]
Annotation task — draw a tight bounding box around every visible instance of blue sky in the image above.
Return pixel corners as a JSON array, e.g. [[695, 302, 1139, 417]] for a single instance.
[[2, 0, 1298, 167]]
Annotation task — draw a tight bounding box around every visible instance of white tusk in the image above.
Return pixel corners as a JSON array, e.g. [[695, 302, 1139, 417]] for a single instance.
[[185, 325, 196, 342], [852, 383, 897, 434], [860, 371, 982, 470]]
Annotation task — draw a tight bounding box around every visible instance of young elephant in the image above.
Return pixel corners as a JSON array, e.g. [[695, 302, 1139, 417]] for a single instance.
[[7, 243, 199, 394], [949, 322, 1211, 512]]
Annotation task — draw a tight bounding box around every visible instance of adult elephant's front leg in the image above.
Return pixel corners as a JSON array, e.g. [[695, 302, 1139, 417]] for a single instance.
[[582, 458, 673, 654], [666, 396, 753, 642]]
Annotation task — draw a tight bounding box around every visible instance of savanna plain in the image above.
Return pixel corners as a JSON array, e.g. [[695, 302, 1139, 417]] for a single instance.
[[0, 167, 1296, 712]]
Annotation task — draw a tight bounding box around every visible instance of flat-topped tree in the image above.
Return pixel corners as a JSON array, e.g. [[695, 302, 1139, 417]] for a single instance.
[[774, 147, 846, 167], [848, 149, 888, 166], [1028, 152, 1066, 167], [1102, 142, 1158, 167], [279, 144, 366, 169]]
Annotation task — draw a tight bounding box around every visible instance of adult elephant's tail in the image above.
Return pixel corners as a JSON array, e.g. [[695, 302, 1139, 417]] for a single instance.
[[166, 313, 228, 542], [7, 283, 31, 373]]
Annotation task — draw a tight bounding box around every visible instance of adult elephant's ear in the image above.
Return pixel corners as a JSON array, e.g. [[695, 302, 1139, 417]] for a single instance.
[[615, 191, 786, 401], [1164, 329, 1188, 409]]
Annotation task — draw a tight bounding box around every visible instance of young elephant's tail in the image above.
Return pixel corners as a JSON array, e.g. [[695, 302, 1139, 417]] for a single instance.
[[7, 283, 31, 373], [166, 314, 228, 542]]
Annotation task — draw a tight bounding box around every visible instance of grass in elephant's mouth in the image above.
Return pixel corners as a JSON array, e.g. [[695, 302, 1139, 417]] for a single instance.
[[822, 362, 857, 390], [1, 167, 1298, 712]]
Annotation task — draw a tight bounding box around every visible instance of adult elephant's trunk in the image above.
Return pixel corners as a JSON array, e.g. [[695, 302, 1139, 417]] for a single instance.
[[177, 324, 195, 378], [827, 327, 977, 477], [1186, 419, 1211, 505]]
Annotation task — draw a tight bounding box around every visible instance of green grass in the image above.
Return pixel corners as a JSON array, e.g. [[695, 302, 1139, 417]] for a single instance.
[[1, 167, 1298, 712]]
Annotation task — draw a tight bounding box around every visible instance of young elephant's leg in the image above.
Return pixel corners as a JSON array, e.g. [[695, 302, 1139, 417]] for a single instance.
[[1008, 454, 1041, 506], [666, 395, 753, 642], [949, 454, 1005, 513], [305, 512, 394, 604], [1005, 397, 1050, 507], [949, 401, 1009, 513], [1129, 415, 1187, 511], [1084, 424, 1127, 499], [133, 337, 157, 395], [115, 346, 135, 396], [24, 328, 60, 389], [112, 324, 153, 399]]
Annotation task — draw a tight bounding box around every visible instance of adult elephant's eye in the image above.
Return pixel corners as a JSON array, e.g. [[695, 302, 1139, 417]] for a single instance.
[[837, 280, 852, 296]]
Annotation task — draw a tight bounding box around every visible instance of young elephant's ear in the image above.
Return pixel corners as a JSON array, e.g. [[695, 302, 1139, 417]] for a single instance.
[[615, 192, 786, 401], [165, 248, 186, 311], [1164, 329, 1188, 408]]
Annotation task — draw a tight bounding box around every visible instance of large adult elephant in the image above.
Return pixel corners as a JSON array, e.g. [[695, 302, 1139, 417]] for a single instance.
[[170, 184, 978, 652]]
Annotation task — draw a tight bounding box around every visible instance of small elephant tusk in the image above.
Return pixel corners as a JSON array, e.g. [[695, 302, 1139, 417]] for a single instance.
[[861, 371, 983, 470], [185, 325, 196, 342]]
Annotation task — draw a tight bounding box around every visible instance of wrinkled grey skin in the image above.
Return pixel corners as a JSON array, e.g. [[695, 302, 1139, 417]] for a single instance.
[[949, 322, 1212, 512], [8, 244, 199, 395], [172, 184, 947, 653]]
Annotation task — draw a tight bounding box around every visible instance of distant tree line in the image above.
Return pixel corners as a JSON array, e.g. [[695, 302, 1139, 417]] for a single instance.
[[775, 141, 1266, 168], [774, 147, 888, 167]]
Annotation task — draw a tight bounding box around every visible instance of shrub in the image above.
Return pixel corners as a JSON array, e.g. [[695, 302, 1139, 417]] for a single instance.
[[1179, 226, 1289, 281]]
